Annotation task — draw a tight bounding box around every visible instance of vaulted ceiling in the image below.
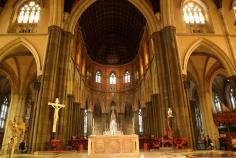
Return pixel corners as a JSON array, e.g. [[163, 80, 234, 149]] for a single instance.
[[78, 0, 147, 65]]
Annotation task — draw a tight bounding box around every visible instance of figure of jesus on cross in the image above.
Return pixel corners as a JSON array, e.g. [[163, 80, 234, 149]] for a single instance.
[[48, 98, 65, 133]]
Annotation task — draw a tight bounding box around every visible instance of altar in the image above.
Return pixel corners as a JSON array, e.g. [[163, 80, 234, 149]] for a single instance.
[[88, 135, 139, 158]]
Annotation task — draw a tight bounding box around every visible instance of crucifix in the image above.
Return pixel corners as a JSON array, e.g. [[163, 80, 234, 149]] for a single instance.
[[48, 98, 65, 133]]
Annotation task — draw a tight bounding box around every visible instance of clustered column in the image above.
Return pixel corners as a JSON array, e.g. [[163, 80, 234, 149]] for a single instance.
[[151, 26, 193, 147], [29, 26, 74, 151]]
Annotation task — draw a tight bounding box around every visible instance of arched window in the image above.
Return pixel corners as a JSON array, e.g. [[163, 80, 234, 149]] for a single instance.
[[183, 1, 208, 33], [124, 71, 130, 83], [109, 72, 116, 84], [212, 91, 222, 113], [95, 71, 101, 83], [0, 96, 9, 128], [183, 2, 205, 24], [138, 108, 143, 133], [16, 1, 41, 33], [84, 108, 88, 136], [225, 83, 236, 110]]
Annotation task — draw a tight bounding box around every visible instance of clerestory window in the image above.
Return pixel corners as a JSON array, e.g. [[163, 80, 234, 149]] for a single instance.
[[183, 1, 208, 33], [95, 71, 101, 83], [109, 72, 116, 85], [124, 71, 130, 83], [16, 1, 40, 33]]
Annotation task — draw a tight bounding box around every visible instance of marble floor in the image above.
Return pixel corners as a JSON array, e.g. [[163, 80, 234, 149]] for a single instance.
[[1, 150, 236, 158]]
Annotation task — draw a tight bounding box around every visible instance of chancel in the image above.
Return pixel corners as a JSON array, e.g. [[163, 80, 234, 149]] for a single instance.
[[1, 0, 236, 158]]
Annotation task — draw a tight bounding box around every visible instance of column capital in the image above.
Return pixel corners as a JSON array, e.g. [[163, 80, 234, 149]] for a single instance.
[[48, 25, 62, 33]]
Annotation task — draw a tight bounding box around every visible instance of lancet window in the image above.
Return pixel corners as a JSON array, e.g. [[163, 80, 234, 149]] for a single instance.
[[84, 109, 88, 135], [109, 72, 116, 85], [138, 108, 143, 133], [95, 71, 101, 83], [0, 96, 9, 128], [124, 71, 130, 83]]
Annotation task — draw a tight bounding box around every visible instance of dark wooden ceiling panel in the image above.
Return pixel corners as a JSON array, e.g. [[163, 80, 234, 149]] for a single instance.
[[79, 0, 146, 65]]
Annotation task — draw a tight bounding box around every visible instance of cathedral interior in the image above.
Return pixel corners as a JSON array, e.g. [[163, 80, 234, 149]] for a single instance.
[[0, 0, 236, 157]]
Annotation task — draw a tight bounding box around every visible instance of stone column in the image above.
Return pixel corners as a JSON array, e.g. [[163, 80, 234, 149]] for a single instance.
[[62, 95, 74, 143], [151, 26, 193, 147], [30, 26, 62, 151], [145, 102, 150, 136], [80, 108, 84, 136], [118, 113, 124, 133], [147, 102, 154, 136], [30, 26, 73, 151], [28, 81, 41, 152], [198, 87, 219, 149], [73, 102, 80, 136], [151, 32, 168, 136], [57, 31, 73, 142], [151, 94, 162, 137], [134, 110, 139, 134], [142, 107, 147, 136], [183, 77, 196, 149], [87, 111, 92, 136]]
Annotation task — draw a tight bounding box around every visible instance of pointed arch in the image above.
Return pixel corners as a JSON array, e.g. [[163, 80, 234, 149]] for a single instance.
[[182, 38, 236, 76], [66, 0, 159, 34], [0, 38, 42, 76]]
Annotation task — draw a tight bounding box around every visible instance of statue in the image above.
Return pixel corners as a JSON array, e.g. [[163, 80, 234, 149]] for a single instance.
[[8, 118, 25, 158], [110, 109, 117, 135], [168, 107, 174, 118], [48, 98, 65, 133], [167, 107, 174, 130]]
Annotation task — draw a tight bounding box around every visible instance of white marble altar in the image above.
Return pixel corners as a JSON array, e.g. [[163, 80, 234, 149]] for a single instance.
[[88, 135, 139, 158]]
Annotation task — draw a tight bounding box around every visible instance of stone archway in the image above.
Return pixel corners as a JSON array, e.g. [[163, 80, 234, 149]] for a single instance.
[[66, 0, 159, 34], [0, 38, 42, 76], [183, 38, 236, 76], [0, 41, 39, 153], [185, 39, 234, 149]]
